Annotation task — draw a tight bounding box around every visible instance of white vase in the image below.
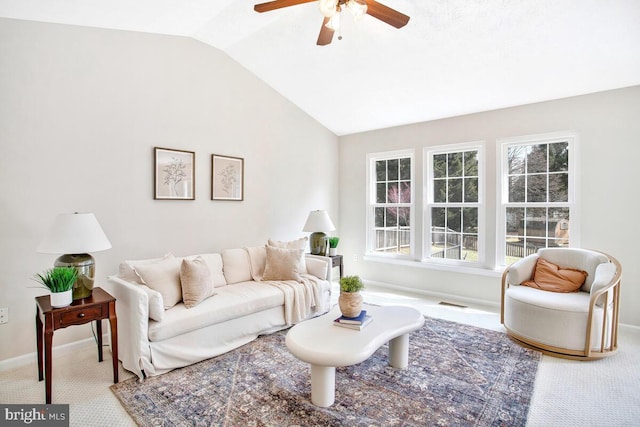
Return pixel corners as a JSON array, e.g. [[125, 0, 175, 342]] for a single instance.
[[50, 290, 72, 308], [329, 247, 337, 256]]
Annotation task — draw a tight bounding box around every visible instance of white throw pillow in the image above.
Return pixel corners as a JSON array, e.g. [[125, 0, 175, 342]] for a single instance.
[[118, 253, 175, 284], [134, 257, 182, 309]]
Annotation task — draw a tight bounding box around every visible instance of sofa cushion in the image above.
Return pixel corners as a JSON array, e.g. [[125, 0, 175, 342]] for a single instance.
[[180, 256, 216, 308], [522, 258, 587, 293], [139, 284, 165, 322], [134, 257, 182, 309], [503, 285, 606, 351], [262, 246, 304, 282], [221, 248, 253, 284], [246, 246, 267, 281], [148, 281, 284, 341]]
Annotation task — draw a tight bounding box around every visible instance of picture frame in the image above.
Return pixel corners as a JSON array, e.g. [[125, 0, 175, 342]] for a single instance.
[[154, 147, 195, 200], [211, 154, 244, 201]]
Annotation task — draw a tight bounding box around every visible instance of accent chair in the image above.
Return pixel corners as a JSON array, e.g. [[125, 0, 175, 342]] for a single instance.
[[501, 248, 621, 360]]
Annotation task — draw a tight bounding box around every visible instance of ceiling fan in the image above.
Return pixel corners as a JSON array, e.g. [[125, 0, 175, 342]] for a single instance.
[[254, 0, 410, 46]]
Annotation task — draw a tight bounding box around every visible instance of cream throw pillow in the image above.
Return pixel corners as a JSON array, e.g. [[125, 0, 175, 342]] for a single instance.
[[262, 246, 304, 282], [268, 237, 308, 274], [134, 257, 182, 309], [180, 256, 216, 308]]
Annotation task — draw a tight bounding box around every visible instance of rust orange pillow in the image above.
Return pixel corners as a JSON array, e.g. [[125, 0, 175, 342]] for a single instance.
[[522, 258, 588, 293]]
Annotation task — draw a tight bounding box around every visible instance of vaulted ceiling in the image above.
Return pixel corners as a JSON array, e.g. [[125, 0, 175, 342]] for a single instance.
[[2, 0, 639, 135]]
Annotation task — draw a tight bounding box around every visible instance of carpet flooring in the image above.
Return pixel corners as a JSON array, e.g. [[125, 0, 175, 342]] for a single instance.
[[111, 316, 540, 426]]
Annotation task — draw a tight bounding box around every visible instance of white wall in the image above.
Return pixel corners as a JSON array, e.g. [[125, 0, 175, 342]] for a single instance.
[[339, 86, 640, 327], [0, 19, 338, 362]]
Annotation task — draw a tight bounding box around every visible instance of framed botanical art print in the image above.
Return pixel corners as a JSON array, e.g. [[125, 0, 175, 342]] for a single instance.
[[154, 147, 195, 200], [211, 154, 244, 201]]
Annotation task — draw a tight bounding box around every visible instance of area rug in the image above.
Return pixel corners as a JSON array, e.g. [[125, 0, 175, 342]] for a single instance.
[[111, 316, 540, 426]]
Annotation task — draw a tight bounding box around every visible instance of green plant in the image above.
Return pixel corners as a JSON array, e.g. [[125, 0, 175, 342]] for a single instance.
[[328, 236, 340, 249], [33, 267, 78, 293], [340, 275, 364, 293]]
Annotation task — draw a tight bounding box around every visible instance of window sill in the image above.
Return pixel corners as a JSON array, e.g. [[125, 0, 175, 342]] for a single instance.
[[363, 255, 504, 278]]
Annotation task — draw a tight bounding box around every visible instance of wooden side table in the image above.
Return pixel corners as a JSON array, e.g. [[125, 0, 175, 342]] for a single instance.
[[328, 255, 344, 279], [35, 287, 118, 404]]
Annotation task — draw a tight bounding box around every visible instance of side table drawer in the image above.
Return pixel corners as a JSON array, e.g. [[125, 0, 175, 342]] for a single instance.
[[56, 305, 104, 327]]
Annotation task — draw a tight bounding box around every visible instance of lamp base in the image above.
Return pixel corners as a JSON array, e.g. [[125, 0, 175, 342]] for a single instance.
[[309, 232, 328, 256], [55, 253, 95, 300]]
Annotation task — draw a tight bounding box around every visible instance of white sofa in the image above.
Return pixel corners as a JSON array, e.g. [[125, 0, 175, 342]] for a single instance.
[[105, 245, 332, 379]]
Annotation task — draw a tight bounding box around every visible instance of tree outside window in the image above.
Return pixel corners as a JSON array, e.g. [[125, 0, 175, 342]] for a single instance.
[[427, 147, 481, 262], [368, 153, 414, 256], [503, 139, 573, 265]]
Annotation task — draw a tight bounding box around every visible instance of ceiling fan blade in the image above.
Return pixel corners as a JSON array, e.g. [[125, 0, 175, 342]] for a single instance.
[[317, 17, 335, 46], [254, 0, 316, 13], [365, 0, 410, 28]]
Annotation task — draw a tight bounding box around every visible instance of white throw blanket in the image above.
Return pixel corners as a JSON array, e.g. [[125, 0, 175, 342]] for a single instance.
[[244, 246, 326, 325], [265, 275, 326, 325]]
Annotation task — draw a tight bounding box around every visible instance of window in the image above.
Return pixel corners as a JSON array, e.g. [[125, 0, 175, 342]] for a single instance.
[[499, 133, 577, 266], [424, 143, 484, 265], [367, 150, 414, 257]]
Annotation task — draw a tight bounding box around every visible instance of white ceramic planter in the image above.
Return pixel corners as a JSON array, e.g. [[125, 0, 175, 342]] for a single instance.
[[329, 248, 337, 256], [49, 290, 72, 308]]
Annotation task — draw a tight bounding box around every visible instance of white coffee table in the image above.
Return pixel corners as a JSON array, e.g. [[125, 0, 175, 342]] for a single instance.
[[285, 304, 424, 407]]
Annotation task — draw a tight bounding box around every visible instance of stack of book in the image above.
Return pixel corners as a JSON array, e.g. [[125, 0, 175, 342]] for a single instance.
[[333, 310, 372, 331]]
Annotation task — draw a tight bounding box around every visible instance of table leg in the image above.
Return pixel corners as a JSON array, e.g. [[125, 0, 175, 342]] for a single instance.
[[389, 333, 409, 368], [108, 301, 119, 383], [44, 313, 53, 404], [310, 365, 335, 407], [96, 319, 103, 362], [36, 308, 43, 382]]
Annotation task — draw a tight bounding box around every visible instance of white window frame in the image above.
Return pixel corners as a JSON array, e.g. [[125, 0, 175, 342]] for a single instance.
[[496, 131, 580, 267], [366, 149, 415, 259], [423, 142, 486, 268]]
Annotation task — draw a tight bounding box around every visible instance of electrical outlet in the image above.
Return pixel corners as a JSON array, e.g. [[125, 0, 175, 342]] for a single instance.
[[0, 308, 8, 324], [353, 254, 358, 262]]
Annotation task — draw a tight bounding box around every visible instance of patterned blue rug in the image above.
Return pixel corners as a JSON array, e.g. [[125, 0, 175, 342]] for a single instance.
[[111, 316, 540, 426]]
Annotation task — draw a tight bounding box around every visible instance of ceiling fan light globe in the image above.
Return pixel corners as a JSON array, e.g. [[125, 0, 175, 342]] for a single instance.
[[319, 0, 339, 18], [347, 0, 367, 19], [325, 12, 341, 31]]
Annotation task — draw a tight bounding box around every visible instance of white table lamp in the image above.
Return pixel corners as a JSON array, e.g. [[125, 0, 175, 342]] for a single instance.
[[37, 212, 112, 300], [303, 210, 335, 256]]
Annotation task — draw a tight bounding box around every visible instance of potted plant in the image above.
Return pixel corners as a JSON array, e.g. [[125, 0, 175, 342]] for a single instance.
[[34, 266, 78, 308], [328, 236, 340, 256], [338, 275, 365, 318]]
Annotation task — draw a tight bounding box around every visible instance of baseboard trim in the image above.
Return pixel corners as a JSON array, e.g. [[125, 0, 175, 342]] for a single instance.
[[363, 279, 500, 310], [0, 334, 109, 372]]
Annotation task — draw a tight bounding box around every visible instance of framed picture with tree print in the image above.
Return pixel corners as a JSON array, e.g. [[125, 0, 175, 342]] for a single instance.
[[211, 154, 244, 201], [154, 147, 195, 200]]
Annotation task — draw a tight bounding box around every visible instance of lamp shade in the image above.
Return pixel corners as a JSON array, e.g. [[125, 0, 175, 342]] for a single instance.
[[37, 213, 112, 254], [303, 210, 336, 233]]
